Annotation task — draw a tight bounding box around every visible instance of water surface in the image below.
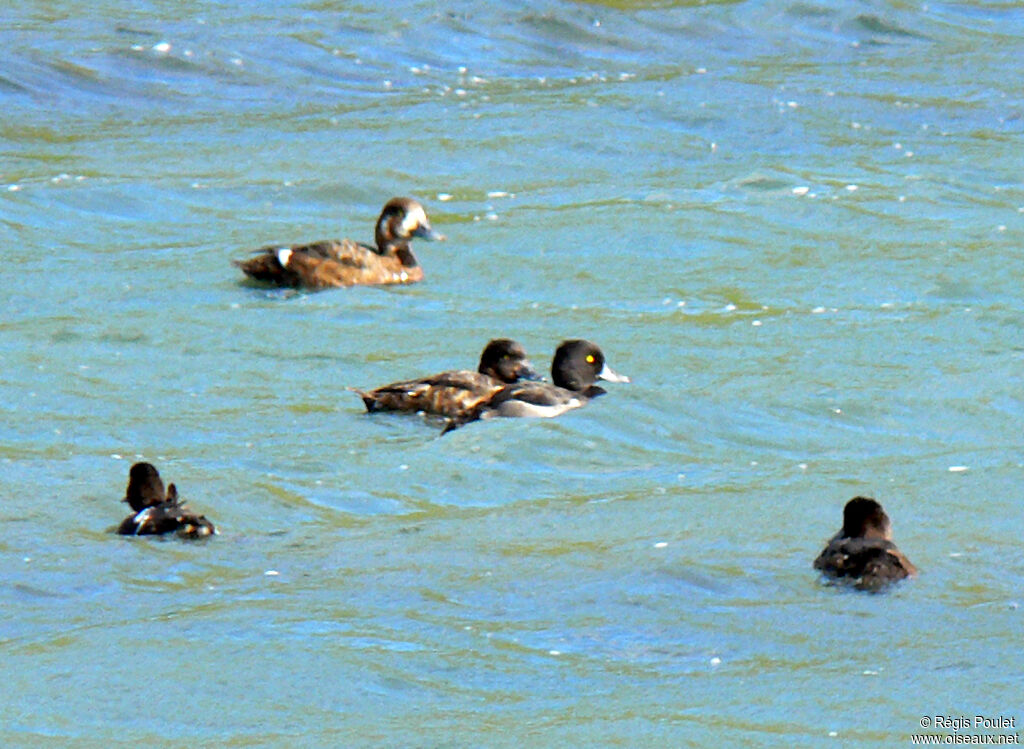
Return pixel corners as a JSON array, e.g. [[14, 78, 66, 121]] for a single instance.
[[2, 1, 1023, 745]]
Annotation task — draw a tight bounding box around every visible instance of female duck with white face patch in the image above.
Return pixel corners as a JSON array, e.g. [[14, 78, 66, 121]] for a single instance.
[[234, 197, 444, 289]]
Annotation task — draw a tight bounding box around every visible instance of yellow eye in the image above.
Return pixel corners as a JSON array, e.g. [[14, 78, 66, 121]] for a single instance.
[[586, 355, 595, 363]]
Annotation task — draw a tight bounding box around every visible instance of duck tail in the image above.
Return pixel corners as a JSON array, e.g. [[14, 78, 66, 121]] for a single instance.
[[345, 386, 379, 412], [233, 250, 286, 280]]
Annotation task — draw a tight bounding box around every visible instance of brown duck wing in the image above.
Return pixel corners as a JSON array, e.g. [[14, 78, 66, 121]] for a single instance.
[[814, 538, 915, 591], [120, 502, 184, 536], [234, 240, 365, 287], [358, 370, 501, 416], [119, 500, 216, 538], [236, 239, 422, 289], [856, 547, 916, 591], [311, 240, 422, 286]]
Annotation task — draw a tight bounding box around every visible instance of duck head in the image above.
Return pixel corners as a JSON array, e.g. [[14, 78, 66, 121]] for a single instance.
[[841, 496, 893, 540], [375, 197, 444, 257], [551, 339, 630, 392], [124, 462, 168, 512], [477, 338, 541, 384]]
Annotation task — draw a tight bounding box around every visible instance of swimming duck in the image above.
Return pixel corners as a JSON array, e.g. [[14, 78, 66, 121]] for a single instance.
[[813, 496, 916, 592], [234, 197, 444, 289], [444, 339, 629, 431], [352, 338, 540, 419], [117, 462, 216, 539]]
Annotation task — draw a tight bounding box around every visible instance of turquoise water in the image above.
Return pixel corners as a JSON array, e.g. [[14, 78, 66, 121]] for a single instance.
[[2, 1, 1023, 745]]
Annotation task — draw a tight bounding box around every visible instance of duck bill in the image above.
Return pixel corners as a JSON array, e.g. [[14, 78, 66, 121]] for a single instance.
[[597, 363, 630, 383], [412, 223, 445, 241], [517, 361, 544, 381]]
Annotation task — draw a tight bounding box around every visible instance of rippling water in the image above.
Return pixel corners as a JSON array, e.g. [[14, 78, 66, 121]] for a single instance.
[[3, 1, 1023, 745]]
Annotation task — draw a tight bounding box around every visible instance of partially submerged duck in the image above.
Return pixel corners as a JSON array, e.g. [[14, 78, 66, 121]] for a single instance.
[[117, 462, 216, 539], [813, 496, 916, 592], [444, 339, 629, 431], [352, 338, 540, 419], [234, 197, 443, 289]]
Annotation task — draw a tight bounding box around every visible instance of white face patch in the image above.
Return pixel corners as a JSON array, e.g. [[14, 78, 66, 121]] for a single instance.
[[276, 248, 293, 267], [400, 205, 427, 236]]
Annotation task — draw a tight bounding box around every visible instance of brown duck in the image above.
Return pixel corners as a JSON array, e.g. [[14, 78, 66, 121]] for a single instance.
[[117, 462, 216, 539], [813, 496, 916, 592], [441, 339, 630, 433], [352, 339, 540, 419], [234, 197, 443, 289]]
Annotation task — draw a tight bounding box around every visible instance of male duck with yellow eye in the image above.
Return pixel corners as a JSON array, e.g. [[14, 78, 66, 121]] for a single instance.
[[234, 197, 444, 289], [116, 462, 216, 539], [814, 496, 917, 592], [352, 338, 541, 419], [443, 339, 630, 432]]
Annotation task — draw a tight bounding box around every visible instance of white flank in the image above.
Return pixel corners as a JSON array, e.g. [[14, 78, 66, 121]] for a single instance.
[[133, 507, 154, 534], [495, 398, 582, 418]]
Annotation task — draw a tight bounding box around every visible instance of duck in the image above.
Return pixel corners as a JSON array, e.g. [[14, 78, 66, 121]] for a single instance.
[[116, 462, 216, 539], [352, 339, 540, 419], [813, 496, 916, 592], [233, 197, 444, 289], [443, 339, 629, 431]]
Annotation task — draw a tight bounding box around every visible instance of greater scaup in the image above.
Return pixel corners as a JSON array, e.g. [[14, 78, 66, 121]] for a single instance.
[[117, 462, 216, 539], [352, 338, 540, 419], [234, 197, 443, 289], [443, 339, 629, 431], [813, 496, 916, 592]]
